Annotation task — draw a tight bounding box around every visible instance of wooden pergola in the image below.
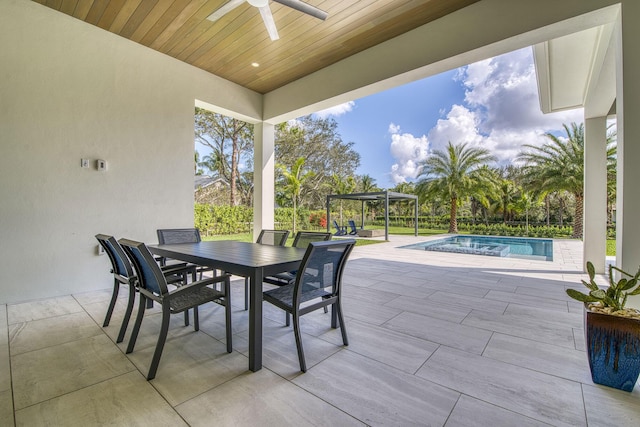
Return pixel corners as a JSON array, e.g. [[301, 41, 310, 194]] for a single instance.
[[326, 191, 418, 241]]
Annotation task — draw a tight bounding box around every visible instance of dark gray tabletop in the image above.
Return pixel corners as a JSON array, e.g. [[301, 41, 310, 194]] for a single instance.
[[148, 240, 307, 372]]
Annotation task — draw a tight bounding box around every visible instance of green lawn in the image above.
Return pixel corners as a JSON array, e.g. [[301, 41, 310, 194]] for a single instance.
[[201, 231, 384, 246], [607, 239, 616, 256]]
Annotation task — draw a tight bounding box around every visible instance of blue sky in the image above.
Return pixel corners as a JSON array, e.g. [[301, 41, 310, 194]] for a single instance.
[[313, 47, 583, 189]]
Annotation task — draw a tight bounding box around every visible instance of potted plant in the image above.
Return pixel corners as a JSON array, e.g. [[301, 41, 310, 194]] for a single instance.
[[566, 261, 640, 391]]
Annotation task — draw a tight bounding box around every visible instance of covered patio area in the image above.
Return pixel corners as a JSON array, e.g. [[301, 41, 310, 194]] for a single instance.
[[3, 237, 638, 425]]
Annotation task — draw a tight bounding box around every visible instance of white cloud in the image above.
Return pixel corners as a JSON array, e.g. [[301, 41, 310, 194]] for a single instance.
[[315, 101, 356, 118], [388, 123, 429, 183], [388, 47, 585, 179]]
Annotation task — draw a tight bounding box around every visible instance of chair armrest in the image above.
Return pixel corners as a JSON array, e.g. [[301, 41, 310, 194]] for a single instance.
[[161, 264, 196, 276], [168, 274, 231, 297]]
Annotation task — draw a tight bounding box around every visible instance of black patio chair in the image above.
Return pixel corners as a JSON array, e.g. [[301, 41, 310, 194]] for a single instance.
[[237, 229, 290, 310], [95, 234, 196, 343], [263, 239, 355, 372], [119, 238, 232, 380], [264, 231, 332, 287], [157, 228, 214, 280]]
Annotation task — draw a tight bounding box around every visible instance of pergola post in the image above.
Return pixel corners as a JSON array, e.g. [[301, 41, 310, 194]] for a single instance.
[[384, 191, 389, 241]]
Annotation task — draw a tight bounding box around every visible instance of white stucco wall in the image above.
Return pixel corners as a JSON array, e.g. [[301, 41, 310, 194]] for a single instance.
[[0, 0, 261, 303]]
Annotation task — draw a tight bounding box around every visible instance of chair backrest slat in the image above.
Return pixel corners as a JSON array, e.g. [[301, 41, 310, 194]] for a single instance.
[[293, 240, 355, 305], [119, 239, 169, 296], [96, 234, 134, 278], [256, 229, 290, 246], [157, 228, 202, 244], [292, 231, 331, 248]]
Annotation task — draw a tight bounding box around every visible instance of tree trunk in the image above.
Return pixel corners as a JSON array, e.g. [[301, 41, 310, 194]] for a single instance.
[[545, 195, 550, 226], [558, 197, 564, 226], [449, 196, 458, 233], [502, 199, 508, 225], [230, 121, 239, 206], [292, 197, 297, 234], [573, 192, 584, 239]]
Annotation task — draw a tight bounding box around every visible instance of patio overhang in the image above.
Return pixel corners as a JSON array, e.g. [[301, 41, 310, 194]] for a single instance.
[[326, 191, 419, 241], [533, 22, 617, 118]]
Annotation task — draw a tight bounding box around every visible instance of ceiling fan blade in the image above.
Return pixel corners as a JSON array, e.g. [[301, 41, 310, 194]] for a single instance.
[[206, 0, 246, 22], [273, 0, 328, 20], [258, 5, 280, 41]]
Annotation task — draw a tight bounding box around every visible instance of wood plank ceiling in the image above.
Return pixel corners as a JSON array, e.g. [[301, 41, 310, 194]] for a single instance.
[[34, 0, 479, 94]]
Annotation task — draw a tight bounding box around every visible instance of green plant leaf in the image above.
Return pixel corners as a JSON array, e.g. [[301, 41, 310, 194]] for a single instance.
[[628, 286, 640, 296], [619, 278, 637, 291], [590, 289, 607, 300], [566, 289, 598, 302], [581, 279, 599, 292], [586, 261, 595, 280]]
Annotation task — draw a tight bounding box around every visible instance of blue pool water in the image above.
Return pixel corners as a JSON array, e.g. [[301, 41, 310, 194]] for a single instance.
[[401, 235, 553, 261]]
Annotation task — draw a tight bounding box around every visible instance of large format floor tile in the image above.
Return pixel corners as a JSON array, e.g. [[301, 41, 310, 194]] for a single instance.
[[417, 346, 586, 426], [444, 395, 550, 427], [15, 371, 187, 426], [9, 311, 103, 355], [293, 350, 460, 426], [126, 332, 248, 406], [11, 334, 135, 409], [177, 368, 364, 426], [384, 311, 493, 354]]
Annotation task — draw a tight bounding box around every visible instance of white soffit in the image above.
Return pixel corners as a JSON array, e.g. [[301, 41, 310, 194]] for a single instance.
[[534, 25, 612, 113]]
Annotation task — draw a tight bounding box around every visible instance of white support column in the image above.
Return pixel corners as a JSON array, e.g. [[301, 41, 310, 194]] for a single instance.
[[583, 116, 608, 273], [253, 122, 275, 241], [616, 2, 640, 309]]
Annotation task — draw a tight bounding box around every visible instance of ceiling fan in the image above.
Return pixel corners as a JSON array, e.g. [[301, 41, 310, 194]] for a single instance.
[[206, 0, 328, 41]]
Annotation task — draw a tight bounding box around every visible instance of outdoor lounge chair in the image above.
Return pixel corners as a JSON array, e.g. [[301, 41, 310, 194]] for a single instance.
[[347, 220, 358, 235], [119, 238, 232, 380], [333, 220, 347, 236], [263, 239, 355, 372]]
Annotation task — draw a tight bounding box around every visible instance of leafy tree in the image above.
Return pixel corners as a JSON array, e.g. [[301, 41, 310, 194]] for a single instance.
[[194, 151, 204, 175], [518, 122, 615, 239], [278, 158, 315, 234], [417, 141, 496, 233], [276, 116, 360, 208], [195, 107, 253, 205]]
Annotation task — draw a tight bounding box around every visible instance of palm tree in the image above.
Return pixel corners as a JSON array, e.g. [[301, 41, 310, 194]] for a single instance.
[[278, 157, 315, 234], [332, 174, 356, 225], [519, 122, 615, 239], [417, 141, 495, 233]]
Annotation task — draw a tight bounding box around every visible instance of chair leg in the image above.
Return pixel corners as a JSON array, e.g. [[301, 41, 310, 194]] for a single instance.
[[193, 306, 199, 331], [184, 310, 190, 326], [285, 311, 290, 327], [225, 290, 232, 353], [244, 277, 249, 311], [147, 303, 171, 380], [126, 293, 147, 354], [292, 313, 306, 372], [336, 301, 348, 346], [103, 278, 119, 327], [116, 284, 135, 343]]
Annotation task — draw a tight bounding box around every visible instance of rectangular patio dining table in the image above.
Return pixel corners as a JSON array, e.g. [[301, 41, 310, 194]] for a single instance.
[[148, 240, 306, 372]]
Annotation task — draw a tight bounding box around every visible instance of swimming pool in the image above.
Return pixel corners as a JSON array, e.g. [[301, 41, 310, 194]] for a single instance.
[[401, 235, 553, 261]]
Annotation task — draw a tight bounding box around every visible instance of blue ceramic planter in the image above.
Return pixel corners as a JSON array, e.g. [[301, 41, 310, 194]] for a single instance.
[[585, 307, 640, 392]]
